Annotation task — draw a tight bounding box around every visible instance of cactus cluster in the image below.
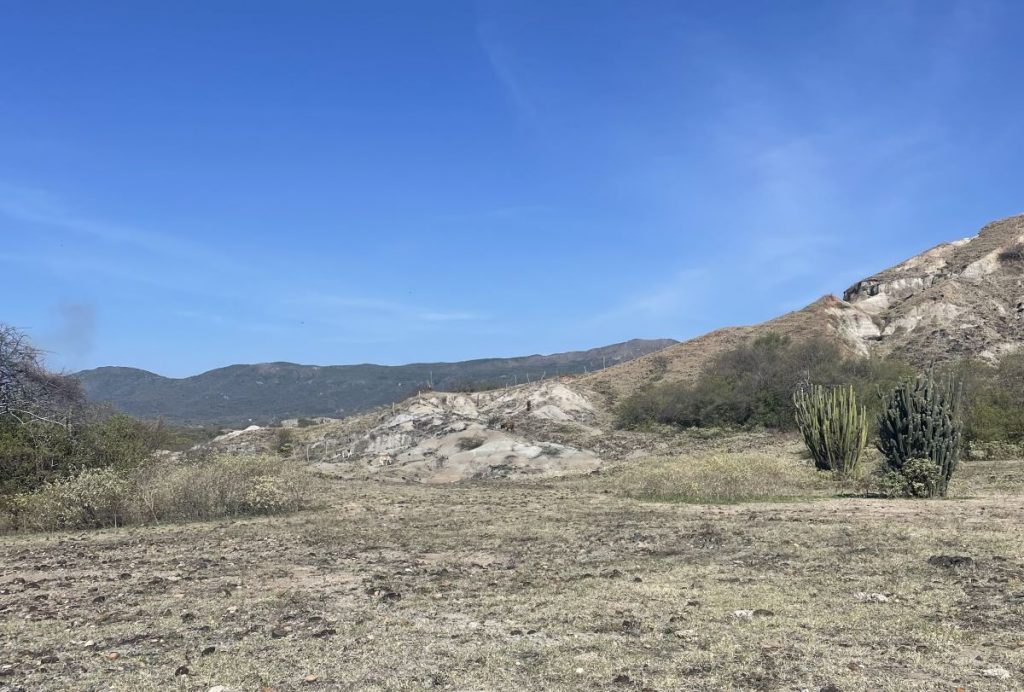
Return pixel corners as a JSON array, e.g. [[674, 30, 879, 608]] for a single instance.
[[793, 385, 868, 479], [876, 373, 963, 497]]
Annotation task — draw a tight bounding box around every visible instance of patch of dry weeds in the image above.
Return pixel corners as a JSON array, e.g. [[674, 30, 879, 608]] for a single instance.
[[0, 460, 1022, 690]]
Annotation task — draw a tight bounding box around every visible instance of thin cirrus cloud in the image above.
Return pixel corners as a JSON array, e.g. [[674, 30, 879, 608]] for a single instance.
[[281, 292, 486, 324], [0, 182, 246, 274], [476, 23, 540, 127]]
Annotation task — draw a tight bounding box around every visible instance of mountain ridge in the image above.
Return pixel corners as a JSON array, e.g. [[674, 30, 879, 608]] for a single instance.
[[76, 338, 677, 425]]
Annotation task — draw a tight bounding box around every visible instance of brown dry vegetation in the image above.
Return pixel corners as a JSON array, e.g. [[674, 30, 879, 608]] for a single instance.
[[0, 457, 1022, 691]]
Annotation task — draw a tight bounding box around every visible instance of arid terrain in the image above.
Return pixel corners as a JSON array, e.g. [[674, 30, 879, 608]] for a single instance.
[[5, 218, 1024, 691], [1, 453, 1022, 692]]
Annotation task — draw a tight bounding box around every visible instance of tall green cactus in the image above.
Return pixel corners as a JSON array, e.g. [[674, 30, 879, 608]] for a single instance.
[[793, 385, 869, 479], [876, 373, 963, 497]]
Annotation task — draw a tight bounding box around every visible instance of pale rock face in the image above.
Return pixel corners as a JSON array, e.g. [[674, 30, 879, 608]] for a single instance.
[[212, 424, 261, 442], [881, 302, 963, 336], [849, 291, 890, 316], [962, 250, 1002, 280], [531, 404, 572, 421], [366, 430, 415, 455], [827, 304, 881, 357]]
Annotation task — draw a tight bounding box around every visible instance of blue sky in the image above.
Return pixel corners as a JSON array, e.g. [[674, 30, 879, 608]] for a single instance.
[[2, 1, 1022, 377]]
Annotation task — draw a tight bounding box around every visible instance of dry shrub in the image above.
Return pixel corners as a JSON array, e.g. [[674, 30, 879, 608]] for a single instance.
[[998, 242, 1024, 263], [134, 454, 309, 523], [3, 468, 131, 531], [2, 454, 310, 532], [616, 452, 830, 504]]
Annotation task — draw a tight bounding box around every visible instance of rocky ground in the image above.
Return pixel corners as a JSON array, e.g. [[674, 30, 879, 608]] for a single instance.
[[1, 459, 1022, 691]]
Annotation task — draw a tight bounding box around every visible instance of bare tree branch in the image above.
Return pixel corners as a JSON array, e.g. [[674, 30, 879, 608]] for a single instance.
[[0, 324, 85, 426]]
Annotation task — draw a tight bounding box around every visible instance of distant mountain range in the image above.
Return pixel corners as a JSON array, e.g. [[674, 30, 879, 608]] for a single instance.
[[75, 339, 677, 425]]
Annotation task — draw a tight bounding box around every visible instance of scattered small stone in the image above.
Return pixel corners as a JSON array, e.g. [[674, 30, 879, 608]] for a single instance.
[[209, 686, 227, 692], [271, 628, 289, 639], [574, 668, 585, 675], [612, 673, 634, 685], [982, 667, 1011, 679], [38, 655, 58, 665], [731, 609, 754, 619], [82, 640, 96, 650], [105, 652, 120, 661], [174, 665, 189, 676], [312, 628, 336, 638], [201, 645, 216, 656], [0, 664, 14, 677], [855, 592, 889, 603], [820, 683, 842, 692], [303, 674, 318, 683], [752, 609, 774, 617]]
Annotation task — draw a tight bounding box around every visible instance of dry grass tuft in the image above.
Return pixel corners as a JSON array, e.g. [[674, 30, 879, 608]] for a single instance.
[[614, 451, 832, 503]]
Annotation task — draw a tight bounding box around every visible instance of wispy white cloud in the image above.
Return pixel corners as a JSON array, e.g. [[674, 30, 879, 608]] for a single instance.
[[282, 291, 485, 324], [0, 182, 245, 272], [476, 22, 539, 127], [429, 204, 549, 224], [590, 268, 711, 326], [171, 308, 287, 334], [418, 311, 482, 322]]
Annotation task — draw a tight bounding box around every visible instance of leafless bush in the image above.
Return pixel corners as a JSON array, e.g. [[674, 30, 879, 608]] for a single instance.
[[0, 324, 85, 426]]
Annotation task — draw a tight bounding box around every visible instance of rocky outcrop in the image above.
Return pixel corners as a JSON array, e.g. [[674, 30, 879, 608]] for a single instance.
[[839, 215, 1024, 364]]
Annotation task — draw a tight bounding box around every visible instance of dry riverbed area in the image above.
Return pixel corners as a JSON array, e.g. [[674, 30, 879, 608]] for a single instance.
[[1, 460, 1022, 691]]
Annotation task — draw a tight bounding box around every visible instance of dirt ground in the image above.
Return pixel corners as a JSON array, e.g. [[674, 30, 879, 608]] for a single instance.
[[1, 461, 1022, 691]]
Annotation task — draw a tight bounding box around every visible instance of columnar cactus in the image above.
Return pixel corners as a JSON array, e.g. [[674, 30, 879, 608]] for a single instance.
[[877, 373, 963, 497], [793, 385, 869, 479]]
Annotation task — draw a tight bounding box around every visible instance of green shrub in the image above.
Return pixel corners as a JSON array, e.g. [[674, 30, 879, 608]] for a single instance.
[[78, 413, 162, 471], [0, 417, 78, 495], [793, 385, 868, 478], [877, 373, 963, 497], [948, 353, 1024, 445], [0, 412, 163, 495], [878, 458, 942, 498], [616, 333, 910, 431]]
